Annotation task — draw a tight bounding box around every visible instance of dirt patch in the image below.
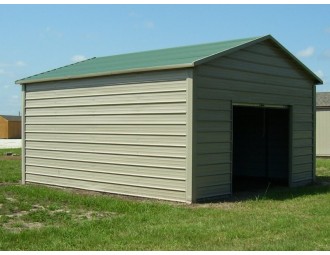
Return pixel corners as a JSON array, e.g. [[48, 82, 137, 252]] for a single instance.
[[6, 197, 17, 202], [3, 221, 43, 233], [0, 156, 21, 160], [1, 196, 119, 233], [3, 221, 42, 233]]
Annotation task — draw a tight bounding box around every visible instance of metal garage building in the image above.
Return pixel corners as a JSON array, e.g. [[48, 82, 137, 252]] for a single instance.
[[316, 92, 330, 157], [16, 35, 322, 203]]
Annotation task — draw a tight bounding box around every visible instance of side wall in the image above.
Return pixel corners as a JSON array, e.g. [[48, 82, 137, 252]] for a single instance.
[[23, 69, 190, 202], [316, 108, 330, 156], [194, 40, 315, 200]]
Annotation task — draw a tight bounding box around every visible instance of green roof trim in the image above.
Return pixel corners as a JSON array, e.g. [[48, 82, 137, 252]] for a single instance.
[[16, 35, 323, 84]]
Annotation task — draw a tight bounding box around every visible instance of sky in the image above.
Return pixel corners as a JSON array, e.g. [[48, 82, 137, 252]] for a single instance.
[[1, 4, 330, 115]]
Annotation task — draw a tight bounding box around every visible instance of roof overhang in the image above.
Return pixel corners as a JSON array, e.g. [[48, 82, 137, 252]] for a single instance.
[[16, 63, 194, 85]]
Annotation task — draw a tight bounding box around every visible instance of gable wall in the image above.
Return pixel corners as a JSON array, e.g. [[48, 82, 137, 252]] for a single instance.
[[194, 40, 315, 200]]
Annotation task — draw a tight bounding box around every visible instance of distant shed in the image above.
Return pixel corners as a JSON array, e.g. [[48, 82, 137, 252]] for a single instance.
[[16, 35, 322, 203], [0, 115, 21, 139], [316, 92, 330, 156]]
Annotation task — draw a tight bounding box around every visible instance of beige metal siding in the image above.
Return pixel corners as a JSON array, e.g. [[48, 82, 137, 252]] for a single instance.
[[194, 40, 315, 200], [24, 70, 189, 202], [316, 109, 330, 156]]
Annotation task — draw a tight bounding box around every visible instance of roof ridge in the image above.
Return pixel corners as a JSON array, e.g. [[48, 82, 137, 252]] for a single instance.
[[96, 36, 262, 60], [193, 35, 266, 65]]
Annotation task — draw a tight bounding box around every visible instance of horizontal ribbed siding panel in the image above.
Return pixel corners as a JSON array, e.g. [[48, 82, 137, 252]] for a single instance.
[[26, 165, 185, 190], [26, 91, 186, 108], [26, 141, 186, 158], [194, 40, 314, 199], [293, 122, 313, 131], [197, 132, 231, 143], [25, 102, 186, 116], [25, 124, 186, 136], [198, 143, 230, 155], [25, 114, 186, 125], [197, 99, 231, 111], [196, 67, 311, 93], [293, 155, 312, 165], [26, 157, 186, 180], [197, 184, 231, 199], [196, 75, 311, 97], [197, 110, 230, 121], [197, 121, 231, 132], [292, 171, 313, 182], [293, 163, 313, 173], [26, 174, 186, 202], [26, 69, 189, 92], [24, 71, 188, 202], [197, 153, 231, 166], [26, 149, 185, 169], [214, 56, 305, 79], [293, 131, 313, 139], [26, 133, 186, 146], [26, 80, 187, 100], [197, 85, 311, 106], [196, 164, 231, 177], [293, 139, 313, 148], [197, 174, 231, 188], [293, 147, 313, 157]]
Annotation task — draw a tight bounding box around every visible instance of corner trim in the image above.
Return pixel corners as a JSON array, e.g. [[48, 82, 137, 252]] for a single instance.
[[21, 84, 26, 184]]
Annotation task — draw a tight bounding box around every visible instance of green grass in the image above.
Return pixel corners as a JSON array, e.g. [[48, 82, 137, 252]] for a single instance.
[[0, 148, 21, 183], [0, 155, 329, 250], [0, 148, 21, 156], [316, 158, 330, 182]]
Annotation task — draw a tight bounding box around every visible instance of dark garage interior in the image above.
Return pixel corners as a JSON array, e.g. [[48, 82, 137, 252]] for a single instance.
[[232, 106, 290, 192]]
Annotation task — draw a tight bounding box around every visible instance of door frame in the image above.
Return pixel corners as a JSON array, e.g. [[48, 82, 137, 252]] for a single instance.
[[230, 102, 292, 194]]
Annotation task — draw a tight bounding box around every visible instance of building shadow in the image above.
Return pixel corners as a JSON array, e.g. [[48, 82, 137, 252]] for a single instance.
[[198, 177, 330, 203]]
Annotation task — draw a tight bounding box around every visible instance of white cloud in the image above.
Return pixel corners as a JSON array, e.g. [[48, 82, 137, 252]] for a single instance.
[[297, 46, 315, 58], [323, 49, 330, 59], [128, 11, 140, 18], [11, 95, 19, 100], [315, 70, 325, 80], [0, 61, 26, 68], [0, 69, 5, 74], [44, 26, 63, 39], [71, 55, 87, 63], [145, 21, 155, 29], [16, 61, 26, 67], [325, 27, 330, 34], [315, 70, 327, 84]]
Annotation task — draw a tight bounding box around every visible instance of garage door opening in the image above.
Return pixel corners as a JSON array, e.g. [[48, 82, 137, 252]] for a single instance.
[[232, 105, 290, 192]]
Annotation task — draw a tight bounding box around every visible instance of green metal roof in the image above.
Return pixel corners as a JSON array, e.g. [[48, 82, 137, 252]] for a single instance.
[[16, 35, 323, 84]]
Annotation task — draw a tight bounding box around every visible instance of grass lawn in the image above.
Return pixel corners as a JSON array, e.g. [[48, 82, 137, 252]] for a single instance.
[[0, 150, 329, 250], [0, 148, 21, 183]]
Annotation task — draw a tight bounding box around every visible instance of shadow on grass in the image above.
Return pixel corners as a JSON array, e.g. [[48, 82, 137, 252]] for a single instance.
[[259, 181, 330, 201], [316, 175, 330, 182], [198, 177, 330, 204]]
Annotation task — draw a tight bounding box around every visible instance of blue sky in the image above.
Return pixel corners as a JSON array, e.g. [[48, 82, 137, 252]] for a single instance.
[[1, 4, 330, 115]]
